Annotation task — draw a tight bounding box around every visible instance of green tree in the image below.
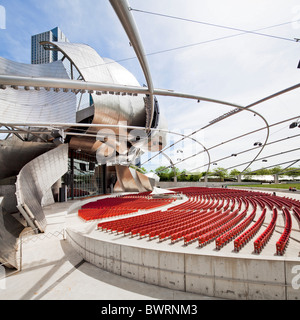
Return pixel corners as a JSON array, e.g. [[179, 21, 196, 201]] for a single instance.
[[269, 166, 282, 175], [243, 168, 253, 180], [254, 167, 270, 175], [212, 167, 228, 179], [230, 169, 241, 178], [155, 166, 171, 181]]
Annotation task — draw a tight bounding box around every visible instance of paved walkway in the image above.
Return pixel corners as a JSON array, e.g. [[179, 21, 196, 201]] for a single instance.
[[0, 200, 220, 300], [1, 189, 300, 300]]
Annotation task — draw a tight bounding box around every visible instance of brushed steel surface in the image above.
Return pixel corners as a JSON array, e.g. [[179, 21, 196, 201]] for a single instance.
[[115, 165, 139, 192], [114, 165, 153, 193], [0, 57, 76, 123], [136, 170, 153, 191], [0, 197, 24, 269], [0, 139, 55, 180], [43, 42, 147, 128], [43, 41, 150, 157], [15, 144, 68, 233]]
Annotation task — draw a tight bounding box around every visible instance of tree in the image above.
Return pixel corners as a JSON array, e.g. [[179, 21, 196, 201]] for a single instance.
[[243, 168, 253, 180], [254, 168, 270, 175], [270, 166, 282, 175], [155, 166, 171, 181], [177, 169, 187, 182], [285, 166, 300, 178], [212, 167, 228, 179], [230, 169, 241, 178]]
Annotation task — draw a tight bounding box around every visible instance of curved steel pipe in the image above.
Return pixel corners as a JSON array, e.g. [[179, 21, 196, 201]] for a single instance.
[[109, 0, 154, 130]]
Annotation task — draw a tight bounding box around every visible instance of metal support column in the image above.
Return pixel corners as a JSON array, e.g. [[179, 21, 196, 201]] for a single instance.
[[70, 150, 75, 200]]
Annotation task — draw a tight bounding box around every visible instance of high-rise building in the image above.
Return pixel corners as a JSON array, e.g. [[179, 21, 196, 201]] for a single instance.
[[31, 27, 69, 64]]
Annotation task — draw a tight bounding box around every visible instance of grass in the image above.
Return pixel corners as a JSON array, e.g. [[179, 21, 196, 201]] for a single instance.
[[234, 183, 299, 189]]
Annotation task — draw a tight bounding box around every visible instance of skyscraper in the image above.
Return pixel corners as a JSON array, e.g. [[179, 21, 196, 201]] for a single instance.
[[31, 27, 69, 64]]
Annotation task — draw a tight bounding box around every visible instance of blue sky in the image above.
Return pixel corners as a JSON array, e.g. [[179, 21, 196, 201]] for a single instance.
[[1, 0, 300, 173]]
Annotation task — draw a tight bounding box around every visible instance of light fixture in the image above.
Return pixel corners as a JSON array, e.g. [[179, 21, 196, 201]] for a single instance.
[[289, 122, 299, 129]]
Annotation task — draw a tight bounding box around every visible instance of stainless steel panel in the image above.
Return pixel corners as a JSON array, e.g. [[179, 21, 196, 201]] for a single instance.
[[136, 170, 153, 191], [0, 57, 76, 123], [0, 139, 55, 180], [43, 42, 148, 155], [114, 165, 153, 193], [15, 144, 68, 233], [43, 42, 146, 127], [0, 197, 24, 269], [115, 165, 139, 192]]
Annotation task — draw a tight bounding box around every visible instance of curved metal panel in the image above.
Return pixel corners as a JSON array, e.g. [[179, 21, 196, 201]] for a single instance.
[[0, 197, 24, 269], [0, 57, 70, 78], [0, 139, 55, 180], [115, 165, 139, 192], [114, 165, 153, 193], [136, 170, 153, 191], [15, 144, 69, 233], [0, 87, 76, 123], [44, 41, 148, 156], [43, 41, 146, 127], [129, 167, 147, 192], [0, 57, 76, 123]]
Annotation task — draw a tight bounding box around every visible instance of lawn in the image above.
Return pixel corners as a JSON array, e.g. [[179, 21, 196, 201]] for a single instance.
[[234, 183, 300, 190]]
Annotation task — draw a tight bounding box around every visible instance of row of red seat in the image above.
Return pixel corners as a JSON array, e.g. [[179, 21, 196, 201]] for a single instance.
[[158, 208, 223, 241], [97, 194, 231, 236], [185, 208, 238, 245], [134, 208, 204, 238], [254, 208, 278, 253], [79, 195, 173, 221], [234, 208, 266, 252], [95, 187, 299, 256], [78, 208, 139, 221], [294, 207, 300, 222], [169, 208, 229, 243], [276, 208, 292, 255], [98, 196, 207, 233], [198, 207, 249, 247], [124, 196, 223, 237], [215, 203, 257, 250]]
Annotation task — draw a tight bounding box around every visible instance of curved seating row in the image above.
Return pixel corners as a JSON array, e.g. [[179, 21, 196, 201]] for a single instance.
[[78, 195, 173, 221], [276, 208, 292, 256], [216, 205, 257, 250], [234, 208, 266, 252], [254, 208, 278, 254], [94, 187, 300, 256]]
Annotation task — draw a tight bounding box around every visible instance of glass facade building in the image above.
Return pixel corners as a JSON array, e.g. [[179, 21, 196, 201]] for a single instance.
[[31, 27, 69, 64]]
